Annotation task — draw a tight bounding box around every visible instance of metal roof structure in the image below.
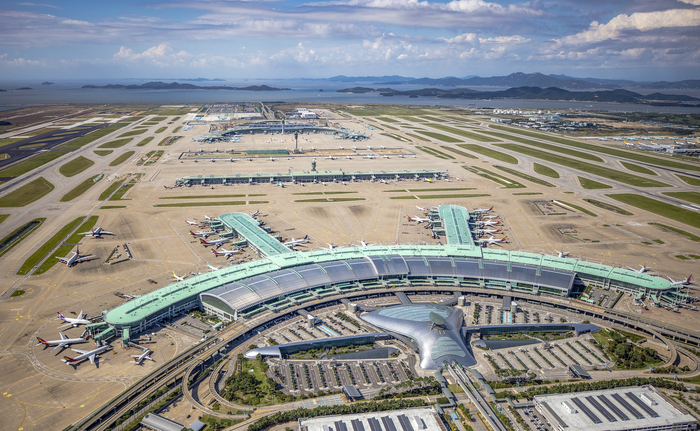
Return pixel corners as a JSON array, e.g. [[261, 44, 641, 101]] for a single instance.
[[218, 212, 291, 257], [438, 205, 475, 246], [140, 413, 183, 431], [178, 169, 443, 185]]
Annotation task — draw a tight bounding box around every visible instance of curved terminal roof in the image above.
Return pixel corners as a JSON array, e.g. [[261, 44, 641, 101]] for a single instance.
[[361, 304, 475, 369], [438, 205, 475, 246], [218, 212, 291, 257]]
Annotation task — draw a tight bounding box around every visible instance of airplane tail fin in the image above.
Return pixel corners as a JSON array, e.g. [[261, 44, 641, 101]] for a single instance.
[[212, 250, 220, 256], [57, 312, 66, 321], [62, 356, 76, 364], [189, 231, 196, 236], [303, 235, 308, 240], [37, 337, 48, 345], [199, 238, 207, 244]]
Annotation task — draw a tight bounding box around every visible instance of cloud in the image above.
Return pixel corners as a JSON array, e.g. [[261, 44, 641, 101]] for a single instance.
[[16, 2, 59, 9], [480, 35, 531, 44], [438, 32, 479, 45], [113, 44, 191, 67], [0, 53, 46, 67], [677, 0, 700, 4]]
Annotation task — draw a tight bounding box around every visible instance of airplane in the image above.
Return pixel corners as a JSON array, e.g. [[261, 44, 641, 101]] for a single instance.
[[251, 210, 260, 218], [406, 215, 431, 224], [339, 145, 344, 150], [164, 185, 176, 190], [198, 237, 230, 248], [474, 228, 501, 235], [278, 181, 285, 188], [269, 157, 275, 161], [185, 220, 198, 226], [326, 155, 335, 160], [416, 206, 426, 211], [57, 247, 93, 267], [477, 236, 507, 245], [360, 240, 376, 247], [212, 248, 242, 258], [383, 155, 390, 159], [80, 227, 114, 238], [326, 243, 336, 250], [62, 345, 111, 367], [36, 332, 86, 352], [207, 262, 220, 271], [189, 230, 216, 238], [482, 215, 500, 219], [171, 271, 187, 282], [353, 145, 358, 151], [473, 206, 493, 214], [203, 215, 211, 220], [346, 155, 352, 160], [363, 154, 375, 159], [284, 235, 310, 247], [669, 275, 693, 287], [367, 145, 372, 150], [130, 349, 156, 365], [380, 145, 386, 149], [57, 310, 91, 328], [478, 220, 501, 227], [627, 264, 651, 274], [555, 250, 570, 258]]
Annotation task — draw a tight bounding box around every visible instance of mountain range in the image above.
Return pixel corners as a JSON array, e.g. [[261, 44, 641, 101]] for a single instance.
[[82, 81, 289, 91]]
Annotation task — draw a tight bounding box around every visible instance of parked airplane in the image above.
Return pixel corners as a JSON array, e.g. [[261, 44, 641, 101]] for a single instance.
[[477, 236, 507, 245], [326, 243, 337, 250], [57, 310, 91, 328], [62, 345, 111, 367], [57, 247, 93, 267], [211, 248, 242, 258], [164, 185, 176, 190], [185, 220, 198, 226], [190, 229, 216, 238], [284, 235, 310, 247], [171, 271, 187, 282], [367, 145, 372, 150], [360, 240, 376, 247], [131, 349, 155, 365], [363, 154, 375, 159], [80, 227, 114, 238], [36, 333, 86, 352], [482, 215, 500, 219], [474, 228, 501, 235], [198, 237, 231, 248], [627, 264, 651, 273], [669, 275, 693, 287], [339, 145, 344, 150], [555, 250, 570, 258], [473, 206, 493, 214], [478, 220, 501, 227], [326, 155, 335, 160], [406, 216, 431, 224], [416, 206, 426, 212], [207, 263, 220, 271], [203, 215, 211, 220], [251, 210, 260, 218], [380, 145, 385, 149]]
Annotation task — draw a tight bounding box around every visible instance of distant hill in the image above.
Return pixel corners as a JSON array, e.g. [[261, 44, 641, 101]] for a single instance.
[[41, 81, 54, 85], [643, 80, 700, 90], [324, 75, 413, 83], [82, 81, 289, 91]]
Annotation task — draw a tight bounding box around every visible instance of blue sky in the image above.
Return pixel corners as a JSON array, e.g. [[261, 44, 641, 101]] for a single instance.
[[1, 0, 699, 81]]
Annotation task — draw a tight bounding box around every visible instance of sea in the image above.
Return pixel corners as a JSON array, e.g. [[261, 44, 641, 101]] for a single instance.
[[1, 79, 700, 114]]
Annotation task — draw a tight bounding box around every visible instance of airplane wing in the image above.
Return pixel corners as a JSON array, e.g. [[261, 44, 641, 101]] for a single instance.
[[58, 322, 74, 329], [72, 349, 90, 354], [57, 257, 69, 263], [75, 256, 94, 263], [60, 332, 69, 340], [89, 354, 96, 365], [52, 342, 67, 352]]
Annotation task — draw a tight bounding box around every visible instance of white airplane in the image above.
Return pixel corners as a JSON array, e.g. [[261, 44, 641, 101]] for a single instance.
[[130, 349, 155, 365], [269, 157, 275, 161], [164, 185, 176, 190], [189, 229, 217, 238], [360, 240, 376, 247], [555, 250, 570, 258], [353, 145, 358, 151], [383, 155, 390, 159], [339, 145, 344, 150], [367, 145, 372, 150], [198, 237, 230, 248], [284, 235, 310, 247], [416, 205, 426, 211], [251, 210, 260, 218], [477, 236, 507, 245], [363, 154, 375, 159], [211, 248, 242, 258], [627, 264, 651, 273], [326, 155, 335, 160], [203, 215, 211, 220], [57, 247, 92, 267], [478, 220, 501, 227], [669, 275, 693, 287], [380, 145, 385, 149], [171, 271, 187, 282], [406, 215, 431, 224], [207, 262, 220, 271], [326, 243, 337, 250], [474, 228, 502, 235], [80, 227, 114, 238], [483, 215, 500, 219], [36, 333, 86, 352], [346, 155, 352, 159], [57, 311, 91, 328], [473, 206, 493, 214], [185, 220, 198, 226], [62, 345, 110, 367]]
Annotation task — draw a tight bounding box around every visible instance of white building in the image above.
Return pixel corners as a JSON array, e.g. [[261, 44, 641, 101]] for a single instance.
[[298, 407, 446, 431]]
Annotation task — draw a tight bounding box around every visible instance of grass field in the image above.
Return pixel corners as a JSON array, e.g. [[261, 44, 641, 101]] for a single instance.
[[415, 146, 454, 159], [607, 194, 700, 229], [0, 218, 45, 260], [377, 117, 400, 123], [99, 205, 127, 209], [557, 200, 597, 217], [495, 166, 555, 187], [93, 150, 113, 156], [155, 127, 167, 133], [491, 124, 700, 172], [533, 163, 559, 178], [662, 192, 700, 205], [17, 216, 84, 275], [159, 194, 260, 199], [496, 143, 671, 187], [294, 197, 366, 202], [513, 192, 543, 195], [583, 199, 633, 215], [35, 216, 99, 274], [386, 188, 476, 192], [457, 144, 518, 164], [414, 193, 489, 199], [424, 124, 497, 142], [677, 174, 700, 186], [648, 222, 700, 242], [99, 177, 127, 200], [441, 115, 479, 124], [59, 155, 94, 177], [404, 132, 429, 142], [60, 175, 101, 202], [466, 166, 525, 188], [157, 136, 180, 146], [343, 106, 433, 116], [118, 129, 147, 138], [109, 151, 135, 167], [0, 177, 55, 207], [0, 139, 25, 147], [0, 151, 65, 178], [0, 214, 8, 224], [59, 125, 123, 149], [439, 146, 478, 159], [480, 129, 604, 162], [97, 138, 132, 149], [621, 161, 657, 176], [579, 177, 613, 189], [414, 130, 462, 143], [292, 191, 357, 195], [154, 200, 269, 207], [136, 137, 154, 147]]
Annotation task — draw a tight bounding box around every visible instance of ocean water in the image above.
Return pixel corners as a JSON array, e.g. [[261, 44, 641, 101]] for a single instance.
[[1, 79, 699, 114]]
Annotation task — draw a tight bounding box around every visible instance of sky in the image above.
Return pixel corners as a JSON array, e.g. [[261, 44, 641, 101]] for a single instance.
[[0, 0, 699, 81]]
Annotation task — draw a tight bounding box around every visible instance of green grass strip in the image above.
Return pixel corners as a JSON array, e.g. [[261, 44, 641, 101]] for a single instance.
[[583, 199, 633, 215], [60, 175, 101, 202], [607, 194, 700, 229], [35, 216, 99, 274], [676, 174, 700, 186], [292, 191, 358, 195], [494, 166, 555, 187], [662, 192, 700, 206], [480, 129, 604, 162], [17, 216, 84, 275], [109, 151, 135, 167], [621, 161, 657, 176], [496, 143, 671, 187], [404, 132, 429, 142], [98, 138, 131, 149], [491, 124, 700, 172], [99, 177, 127, 200], [59, 125, 123, 149], [93, 150, 113, 156], [385, 188, 476, 192], [439, 146, 478, 159], [465, 166, 525, 188], [648, 222, 700, 242], [414, 130, 462, 143], [457, 144, 518, 164], [415, 146, 454, 159], [118, 129, 147, 138], [99, 205, 127, 209], [136, 137, 154, 147], [0, 214, 8, 224], [0, 218, 45, 260], [294, 197, 366, 202], [159, 194, 261, 199], [0, 151, 65, 178], [154, 200, 269, 207], [155, 127, 167, 133], [556, 200, 597, 217], [0, 177, 55, 207], [415, 193, 490, 199], [389, 196, 418, 200], [377, 117, 400, 123], [59, 155, 94, 177], [513, 192, 543, 195], [425, 124, 497, 142], [579, 177, 613, 189], [533, 163, 559, 178]]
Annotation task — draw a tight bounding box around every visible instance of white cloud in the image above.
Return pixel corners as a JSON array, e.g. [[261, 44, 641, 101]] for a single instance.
[[113, 44, 190, 67], [438, 32, 479, 45], [480, 35, 530, 44], [0, 53, 46, 67], [677, 0, 700, 4], [16, 2, 59, 9]]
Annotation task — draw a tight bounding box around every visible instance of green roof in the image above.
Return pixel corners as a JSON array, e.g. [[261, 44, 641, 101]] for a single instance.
[[439, 205, 475, 246], [218, 213, 291, 257]]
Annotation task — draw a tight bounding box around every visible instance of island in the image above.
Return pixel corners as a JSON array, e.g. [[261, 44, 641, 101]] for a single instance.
[[41, 82, 54, 85], [15, 87, 33, 90], [82, 81, 290, 91]]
